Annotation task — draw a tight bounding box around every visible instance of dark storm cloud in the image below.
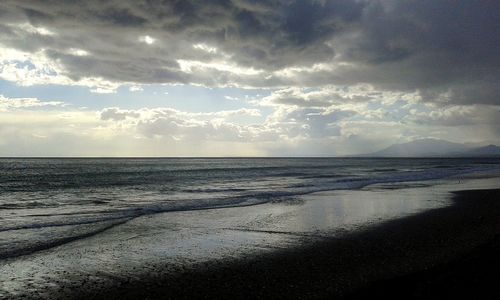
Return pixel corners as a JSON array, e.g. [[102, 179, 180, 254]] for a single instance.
[[0, 0, 498, 105], [341, 0, 500, 105]]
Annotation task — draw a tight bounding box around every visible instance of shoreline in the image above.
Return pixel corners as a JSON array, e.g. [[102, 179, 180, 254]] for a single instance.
[[1, 177, 498, 299], [74, 187, 500, 299]]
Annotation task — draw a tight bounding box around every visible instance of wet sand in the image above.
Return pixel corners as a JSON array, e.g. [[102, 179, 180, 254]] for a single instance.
[[79, 188, 500, 299], [1, 179, 499, 299]]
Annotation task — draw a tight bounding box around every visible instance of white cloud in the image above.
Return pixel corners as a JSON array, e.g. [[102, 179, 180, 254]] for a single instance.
[[98, 107, 266, 142], [405, 104, 500, 126], [0, 100, 498, 156], [177, 59, 263, 76], [224, 96, 239, 101], [100, 107, 140, 121], [128, 85, 144, 92], [15, 23, 55, 36], [259, 85, 421, 108], [193, 43, 218, 54], [0, 94, 65, 111], [69, 48, 89, 56], [0, 47, 121, 93]]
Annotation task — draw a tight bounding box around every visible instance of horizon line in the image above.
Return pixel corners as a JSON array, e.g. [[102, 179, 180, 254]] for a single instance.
[[0, 156, 498, 159]]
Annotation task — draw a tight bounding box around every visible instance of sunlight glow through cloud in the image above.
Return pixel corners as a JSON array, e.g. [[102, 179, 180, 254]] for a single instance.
[[139, 35, 156, 45], [0, 0, 497, 156]]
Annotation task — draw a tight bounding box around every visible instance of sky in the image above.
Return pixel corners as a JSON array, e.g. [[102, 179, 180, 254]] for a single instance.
[[0, 0, 499, 156]]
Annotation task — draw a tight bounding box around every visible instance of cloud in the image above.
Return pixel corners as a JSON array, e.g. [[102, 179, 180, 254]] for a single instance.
[[98, 107, 266, 142], [405, 104, 500, 127], [90, 92, 499, 152], [100, 107, 140, 121], [0, 0, 496, 105], [128, 85, 143, 92], [0, 47, 122, 93], [0, 94, 65, 111], [0, 1, 498, 155], [259, 85, 420, 108], [0, 100, 498, 156], [98, 107, 241, 139], [96, 104, 356, 143]]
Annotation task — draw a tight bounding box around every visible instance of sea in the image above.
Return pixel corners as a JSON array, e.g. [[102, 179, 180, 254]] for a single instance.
[[1, 157, 499, 260]]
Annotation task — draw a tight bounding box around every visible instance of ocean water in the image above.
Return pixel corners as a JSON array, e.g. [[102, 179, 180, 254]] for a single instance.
[[1, 157, 499, 260]]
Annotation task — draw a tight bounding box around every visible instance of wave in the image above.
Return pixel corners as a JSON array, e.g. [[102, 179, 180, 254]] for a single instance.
[[181, 187, 247, 193], [298, 174, 347, 179], [4, 165, 498, 233], [370, 168, 399, 172], [1, 164, 498, 260], [0, 215, 134, 232], [0, 218, 131, 260]]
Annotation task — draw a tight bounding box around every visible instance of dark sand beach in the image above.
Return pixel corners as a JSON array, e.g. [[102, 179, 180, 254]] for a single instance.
[[71, 188, 500, 299]]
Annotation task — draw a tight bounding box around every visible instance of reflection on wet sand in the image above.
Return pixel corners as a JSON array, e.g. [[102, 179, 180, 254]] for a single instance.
[[0, 177, 498, 299]]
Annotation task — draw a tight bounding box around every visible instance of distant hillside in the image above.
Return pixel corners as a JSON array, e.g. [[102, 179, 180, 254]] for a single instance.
[[364, 139, 500, 157], [461, 145, 500, 157]]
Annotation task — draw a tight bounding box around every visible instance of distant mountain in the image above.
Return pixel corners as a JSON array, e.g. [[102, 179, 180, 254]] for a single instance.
[[364, 139, 500, 157], [461, 145, 500, 157]]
